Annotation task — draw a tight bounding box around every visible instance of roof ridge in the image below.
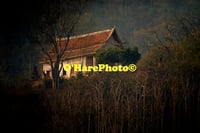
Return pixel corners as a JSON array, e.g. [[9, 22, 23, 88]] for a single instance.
[[59, 28, 113, 41], [105, 27, 115, 42]]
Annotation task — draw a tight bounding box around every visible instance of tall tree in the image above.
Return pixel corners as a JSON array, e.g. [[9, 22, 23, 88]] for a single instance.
[[37, 0, 87, 89]]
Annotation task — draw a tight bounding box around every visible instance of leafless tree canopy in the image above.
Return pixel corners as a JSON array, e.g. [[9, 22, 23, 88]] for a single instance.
[[37, 0, 87, 89]]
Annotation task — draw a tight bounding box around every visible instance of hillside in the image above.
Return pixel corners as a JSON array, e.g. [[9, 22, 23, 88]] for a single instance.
[[74, 0, 200, 53]]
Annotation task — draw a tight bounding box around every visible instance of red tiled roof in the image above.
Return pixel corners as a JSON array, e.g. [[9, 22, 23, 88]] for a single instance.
[[40, 27, 121, 63], [64, 28, 113, 50]]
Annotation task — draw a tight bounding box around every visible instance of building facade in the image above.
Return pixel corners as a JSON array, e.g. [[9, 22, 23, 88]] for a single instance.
[[39, 27, 123, 78]]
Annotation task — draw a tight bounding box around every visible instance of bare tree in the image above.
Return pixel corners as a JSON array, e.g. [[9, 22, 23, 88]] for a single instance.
[[37, 0, 87, 89]]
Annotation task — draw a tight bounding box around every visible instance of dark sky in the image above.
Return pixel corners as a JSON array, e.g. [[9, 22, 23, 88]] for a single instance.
[[0, 0, 44, 35], [0, 0, 84, 46]]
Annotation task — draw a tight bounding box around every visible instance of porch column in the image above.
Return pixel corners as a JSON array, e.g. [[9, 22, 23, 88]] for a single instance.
[[93, 56, 96, 66]]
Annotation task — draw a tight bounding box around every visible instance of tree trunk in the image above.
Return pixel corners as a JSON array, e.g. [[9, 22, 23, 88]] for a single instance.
[[52, 72, 60, 90], [52, 61, 60, 89], [52, 77, 59, 90]]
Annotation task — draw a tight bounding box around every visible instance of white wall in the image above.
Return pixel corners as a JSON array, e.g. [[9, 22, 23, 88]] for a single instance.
[[61, 57, 86, 78], [42, 55, 99, 79]]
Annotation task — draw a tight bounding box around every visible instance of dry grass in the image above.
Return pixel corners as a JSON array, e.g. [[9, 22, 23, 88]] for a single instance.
[[42, 64, 200, 133]]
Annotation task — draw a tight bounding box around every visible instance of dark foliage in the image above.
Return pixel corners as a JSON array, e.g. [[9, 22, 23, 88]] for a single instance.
[[96, 47, 141, 65]]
